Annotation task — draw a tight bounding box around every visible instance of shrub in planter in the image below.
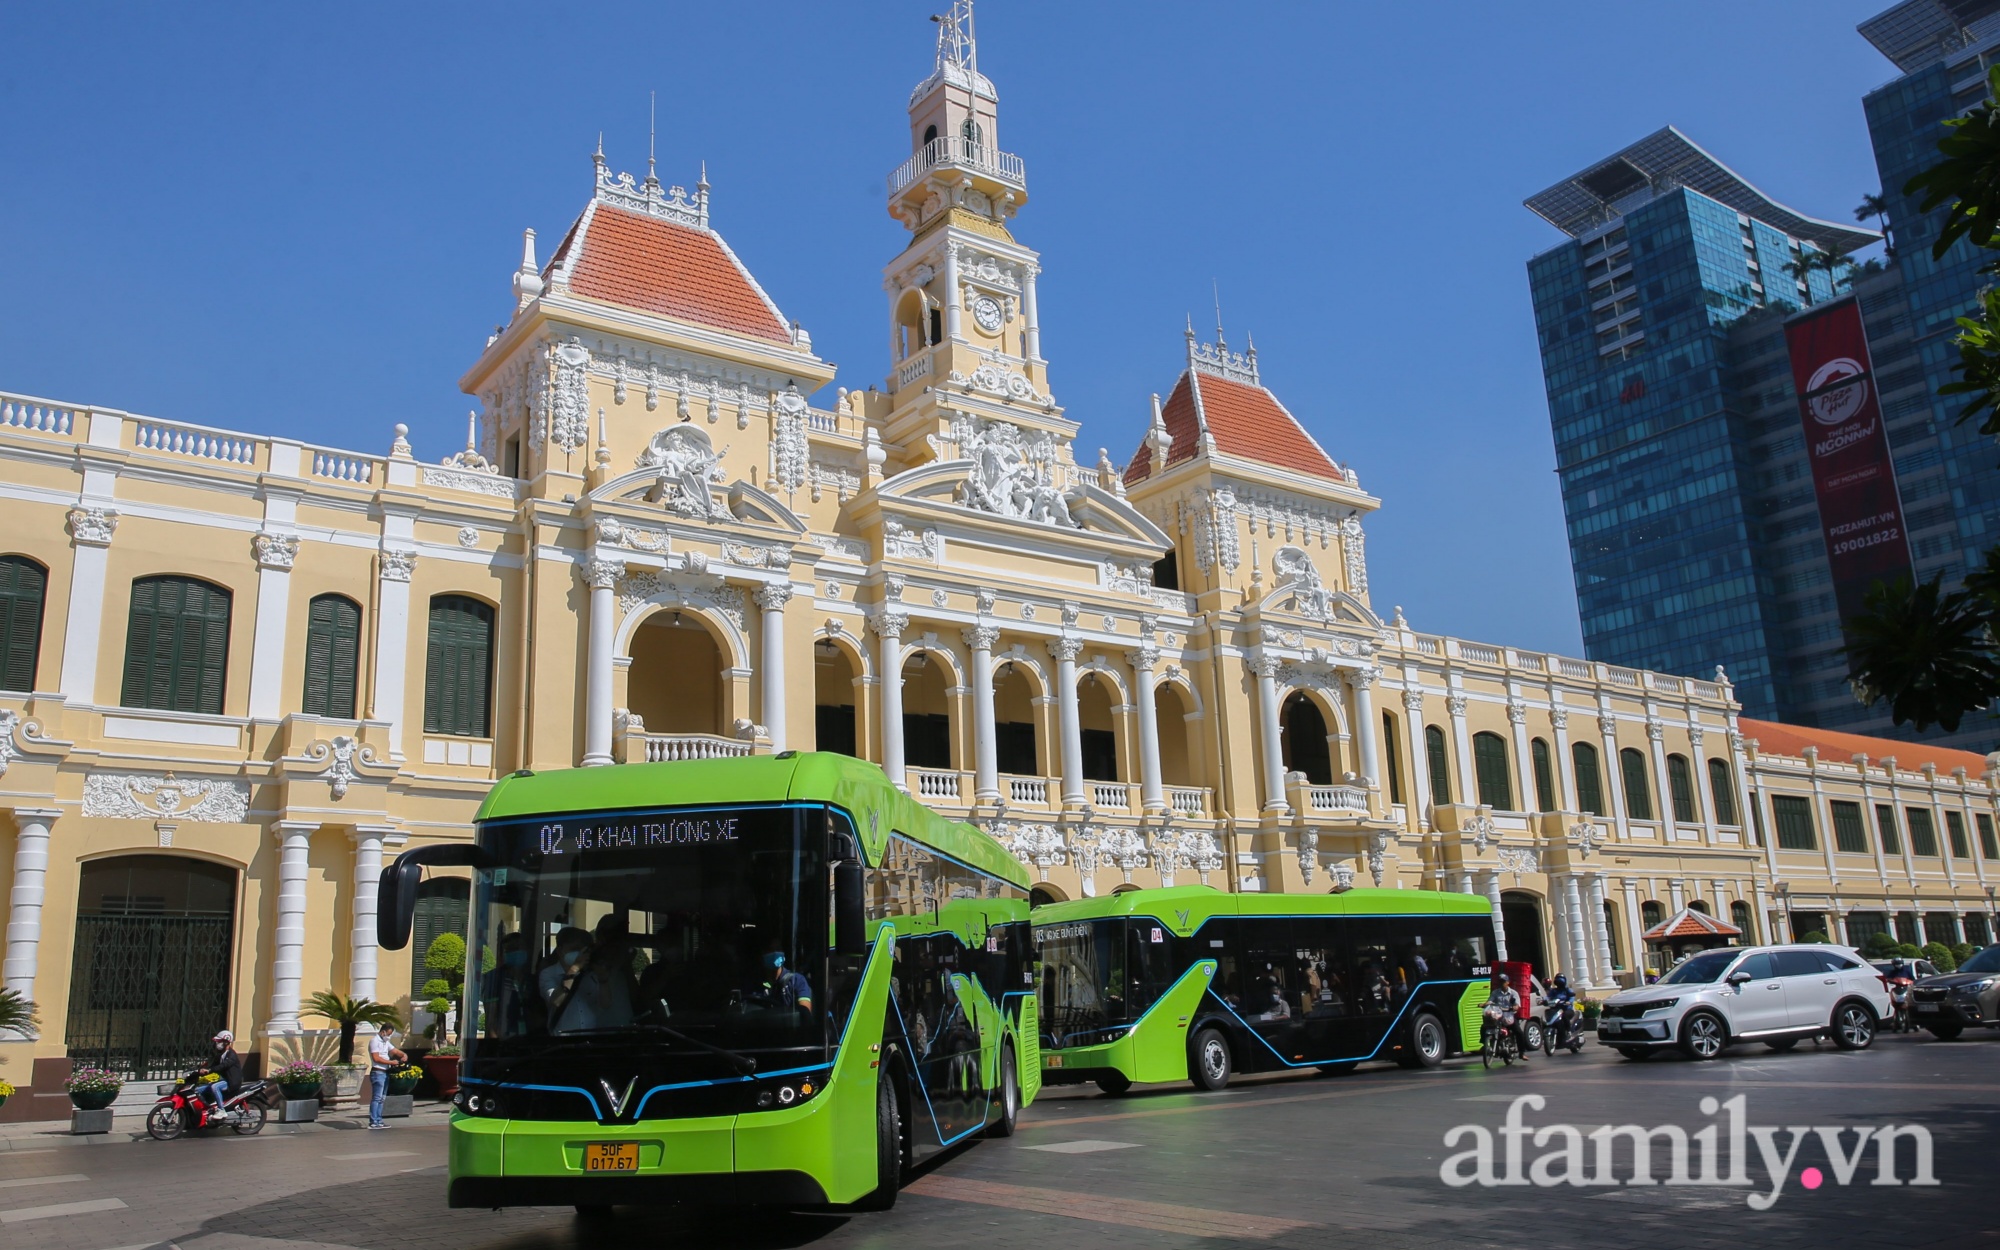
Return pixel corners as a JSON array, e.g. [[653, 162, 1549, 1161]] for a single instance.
[[421, 1043, 461, 1098], [1922, 942, 1959, 973], [65, 1066, 123, 1111], [0, 1077, 15, 1110], [271, 1060, 325, 1101], [386, 1063, 422, 1096]]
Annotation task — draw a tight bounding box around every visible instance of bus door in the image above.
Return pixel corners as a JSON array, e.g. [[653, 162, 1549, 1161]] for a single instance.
[[1227, 919, 1308, 1065], [1290, 915, 1361, 1062], [895, 932, 982, 1146]]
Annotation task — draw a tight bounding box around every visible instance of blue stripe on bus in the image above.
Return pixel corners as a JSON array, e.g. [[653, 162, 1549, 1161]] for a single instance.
[[1211, 978, 1479, 1067]]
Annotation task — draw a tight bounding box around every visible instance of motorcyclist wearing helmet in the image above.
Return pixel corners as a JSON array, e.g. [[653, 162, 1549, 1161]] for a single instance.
[[202, 1031, 243, 1116], [1544, 973, 1577, 1045], [1484, 972, 1528, 1058]]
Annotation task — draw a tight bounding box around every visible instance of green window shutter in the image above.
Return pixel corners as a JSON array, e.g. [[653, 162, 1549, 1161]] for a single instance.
[[1907, 808, 1940, 857], [0, 556, 48, 693], [1830, 801, 1868, 854], [1619, 748, 1653, 821], [1472, 732, 1512, 810], [1667, 755, 1696, 823], [1707, 758, 1736, 826], [303, 595, 361, 718], [424, 595, 495, 738], [1530, 738, 1556, 813], [1978, 814, 1998, 860], [1772, 795, 1816, 850], [121, 576, 231, 714], [1875, 804, 1901, 855], [1572, 743, 1604, 816], [1945, 811, 1971, 859], [1383, 712, 1403, 806], [1424, 725, 1450, 806]]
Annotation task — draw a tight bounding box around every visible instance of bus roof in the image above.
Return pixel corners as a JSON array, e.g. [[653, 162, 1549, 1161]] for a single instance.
[[1032, 885, 1491, 938], [474, 752, 1029, 890]]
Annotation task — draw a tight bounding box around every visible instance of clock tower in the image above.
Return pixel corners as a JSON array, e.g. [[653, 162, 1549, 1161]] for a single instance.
[[879, 0, 1072, 473]]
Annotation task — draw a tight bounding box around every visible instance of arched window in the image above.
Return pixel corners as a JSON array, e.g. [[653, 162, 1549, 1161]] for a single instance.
[[1619, 747, 1654, 821], [1689, 898, 1710, 915], [1383, 710, 1404, 806], [424, 595, 495, 738], [1424, 725, 1451, 806], [121, 575, 232, 714], [1667, 753, 1697, 823], [1571, 742, 1605, 815], [1472, 732, 1512, 810], [1707, 757, 1737, 825], [922, 123, 938, 148], [0, 555, 48, 693], [1641, 900, 1665, 930], [1730, 900, 1754, 943], [410, 877, 470, 998], [1603, 901, 1624, 968], [1530, 737, 1556, 812], [302, 594, 362, 719], [961, 117, 982, 148], [1281, 694, 1332, 785]]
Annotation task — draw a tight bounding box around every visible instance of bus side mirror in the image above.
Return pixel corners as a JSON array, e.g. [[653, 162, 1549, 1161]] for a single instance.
[[378, 843, 494, 951], [835, 860, 866, 956]]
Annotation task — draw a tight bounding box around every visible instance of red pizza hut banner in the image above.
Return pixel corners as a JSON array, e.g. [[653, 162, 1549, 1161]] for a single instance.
[[1783, 297, 1913, 623]]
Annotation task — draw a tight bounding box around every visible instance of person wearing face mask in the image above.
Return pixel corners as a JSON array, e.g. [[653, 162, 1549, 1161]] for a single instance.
[[538, 927, 595, 1031], [482, 931, 534, 1035]]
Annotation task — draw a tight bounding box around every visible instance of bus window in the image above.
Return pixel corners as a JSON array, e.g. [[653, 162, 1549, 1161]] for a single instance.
[[1123, 919, 1176, 1014], [1234, 921, 1297, 1023], [1035, 920, 1125, 1047], [1347, 922, 1396, 1016]]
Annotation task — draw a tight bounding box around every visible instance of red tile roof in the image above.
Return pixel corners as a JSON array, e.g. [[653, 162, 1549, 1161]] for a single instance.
[[546, 202, 791, 344], [1124, 368, 1342, 486], [1642, 906, 1742, 942], [1738, 718, 1991, 776]]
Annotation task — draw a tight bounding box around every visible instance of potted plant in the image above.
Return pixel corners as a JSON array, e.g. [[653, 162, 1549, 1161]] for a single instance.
[[421, 1042, 461, 1098], [1579, 999, 1602, 1032], [303, 992, 398, 1104], [0, 1077, 15, 1110], [418, 933, 468, 1042], [65, 1066, 122, 1111], [386, 1062, 423, 1097], [271, 1060, 325, 1103]]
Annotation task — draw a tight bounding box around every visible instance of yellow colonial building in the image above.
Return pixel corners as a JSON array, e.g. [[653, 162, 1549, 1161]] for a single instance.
[[1, 9, 1996, 1118]]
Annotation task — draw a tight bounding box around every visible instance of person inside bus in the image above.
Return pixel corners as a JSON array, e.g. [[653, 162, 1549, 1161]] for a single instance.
[[481, 931, 536, 1035], [1248, 963, 1289, 1021], [538, 926, 600, 1031], [749, 945, 814, 1015]]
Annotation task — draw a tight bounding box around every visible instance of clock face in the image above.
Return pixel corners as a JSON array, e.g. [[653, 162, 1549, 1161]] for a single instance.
[[972, 295, 1003, 333]]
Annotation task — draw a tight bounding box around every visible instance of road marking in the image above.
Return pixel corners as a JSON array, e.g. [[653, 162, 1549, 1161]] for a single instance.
[[0, 1149, 57, 1156], [1021, 1139, 1141, 1154], [0, 1174, 89, 1190], [0, 1198, 128, 1224], [907, 1176, 1313, 1239], [1457, 1094, 1534, 1101], [325, 1151, 416, 1160], [1019, 1078, 1416, 1129]]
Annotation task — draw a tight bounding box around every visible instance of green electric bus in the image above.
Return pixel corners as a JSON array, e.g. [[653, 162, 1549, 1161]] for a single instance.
[[377, 752, 1038, 1211], [1034, 885, 1496, 1092]]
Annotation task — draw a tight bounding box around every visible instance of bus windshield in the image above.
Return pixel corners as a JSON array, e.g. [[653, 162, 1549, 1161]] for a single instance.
[[1035, 918, 1176, 1046], [463, 804, 827, 1069]]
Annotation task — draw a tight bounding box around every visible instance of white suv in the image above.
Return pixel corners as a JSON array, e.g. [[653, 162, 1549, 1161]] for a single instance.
[[1597, 944, 1890, 1061]]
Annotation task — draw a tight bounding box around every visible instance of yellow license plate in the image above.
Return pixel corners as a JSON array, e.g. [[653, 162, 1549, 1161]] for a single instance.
[[1048, 1055, 1063, 1068], [584, 1143, 639, 1173]]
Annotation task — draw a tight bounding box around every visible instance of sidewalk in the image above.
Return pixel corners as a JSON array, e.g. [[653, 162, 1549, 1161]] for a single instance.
[[0, 1097, 453, 1150]]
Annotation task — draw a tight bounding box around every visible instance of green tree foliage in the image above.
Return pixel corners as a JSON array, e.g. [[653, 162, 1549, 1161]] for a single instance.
[[1862, 931, 1902, 958], [1896, 942, 1924, 958], [1921, 941, 1959, 972], [304, 991, 399, 1066], [421, 932, 469, 1039], [0, 988, 39, 1038]]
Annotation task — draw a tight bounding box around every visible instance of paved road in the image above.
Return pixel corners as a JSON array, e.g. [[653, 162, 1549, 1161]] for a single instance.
[[3, 1030, 1994, 1250]]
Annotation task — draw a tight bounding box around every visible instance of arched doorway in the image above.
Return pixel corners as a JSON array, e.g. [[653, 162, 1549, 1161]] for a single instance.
[[813, 639, 859, 757], [1155, 682, 1199, 788], [1029, 884, 1067, 908], [1500, 890, 1549, 979], [1280, 693, 1333, 785], [65, 855, 236, 1079], [993, 659, 1040, 777], [1078, 672, 1119, 782], [901, 650, 953, 770], [626, 610, 724, 735]]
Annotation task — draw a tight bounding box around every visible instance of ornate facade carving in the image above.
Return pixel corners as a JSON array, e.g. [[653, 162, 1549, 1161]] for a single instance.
[[770, 385, 810, 493], [991, 822, 1066, 880], [616, 570, 747, 629], [302, 735, 380, 801], [1271, 545, 1333, 619], [939, 413, 1078, 527], [550, 339, 592, 453], [1549, 707, 1569, 731], [637, 425, 726, 519], [883, 519, 941, 560], [1340, 514, 1368, 596], [67, 505, 118, 546], [83, 772, 249, 823], [721, 541, 789, 570], [379, 549, 418, 582], [583, 558, 626, 590], [753, 584, 794, 612], [963, 624, 1000, 651], [253, 532, 299, 570], [423, 465, 514, 497], [1192, 486, 1239, 573]]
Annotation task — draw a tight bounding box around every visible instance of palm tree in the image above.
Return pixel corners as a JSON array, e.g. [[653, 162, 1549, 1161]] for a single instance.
[[1786, 248, 1851, 305], [304, 992, 400, 1066], [1856, 191, 1892, 254], [0, 988, 39, 1039], [1844, 573, 2000, 734]]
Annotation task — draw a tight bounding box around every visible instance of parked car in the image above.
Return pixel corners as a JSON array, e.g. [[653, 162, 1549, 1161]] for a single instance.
[[1595, 944, 1890, 1060], [1909, 944, 2000, 1040]]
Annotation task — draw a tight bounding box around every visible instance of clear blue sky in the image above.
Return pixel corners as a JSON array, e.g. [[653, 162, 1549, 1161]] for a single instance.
[[0, 1, 1902, 655]]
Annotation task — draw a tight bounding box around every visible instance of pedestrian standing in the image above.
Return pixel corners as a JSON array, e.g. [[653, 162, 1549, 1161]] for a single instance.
[[367, 1022, 406, 1129]]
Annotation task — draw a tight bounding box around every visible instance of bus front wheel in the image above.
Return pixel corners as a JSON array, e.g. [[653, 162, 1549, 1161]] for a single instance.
[[1189, 1027, 1233, 1091], [1094, 1071, 1132, 1095], [986, 1042, 1020, 1138], [851, 1071, 904, 1211]]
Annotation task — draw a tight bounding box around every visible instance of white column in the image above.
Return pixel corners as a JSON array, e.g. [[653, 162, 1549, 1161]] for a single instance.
[[370, 549, 417, 762], [1599, 710, 1630, 837], [756, 583, 792, 753], [268, 821, 317, 1035], [1507, 700, 1535, 812], [1448, 691, 1473, 806], [57, 508, 118, 702], [1692, 729, 1720, 845], [1253, 654, 1289, 814], [1549, 878, 1577, 982], [246, 533, 300, 720], [2, 808, 60, 1008], [1648, 719, 1677, 837], [1562, 874, 1592, 983], [1586, 873, 1616, 986], [874, 611, 908, 789], [1550, 706, 1579, 810], [581, 558, 624, 766], [348, 826, 394, 1002], [1623, 879, 1647, 972], [1131, 644, 1165, 815], [943, 242, 963, 340], [1352, 666, 1381, 793], [1022, 264, 1042, 362], [964, 626, 1000, 803], [1484, 870, 1509, 962], [1404, 689, 1432, 826], [1051, 638, 1085, 807]]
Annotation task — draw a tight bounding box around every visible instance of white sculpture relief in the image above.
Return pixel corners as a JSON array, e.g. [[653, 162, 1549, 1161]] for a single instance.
[[1100, 561, 1155, 595], [1329, 860, 1356, 892], [1496, 846, 1539, 878], [931, 588, 949, 607], [946, 349, 1048, 405], [614, 708, 646, 733], [1569, 820, 1603, 859], [992, 822, 1067, 881], [550, 339, 592, 453], [1193, 487, 1239, 573], [1340, 514, 1369, 596], [770, 384, 809, 494], [67, 505, 119, 546], [1067, 825, 1103, 897], [1462, 812, 1497, 852], [253, 532, 300, 570], [1296, 827, 1319, 886], [938, 414, 1079, 527], [811, 534, 869, 562], [615, 570, 747, 629], [1100, 827, 1151, 883], [83, 772, 249, 823], [1152, 824, 1223, 887], [379, 549, 418, 582], [457, 527, 480, 548], [721, 541, 788, 570], [423, 465, 514, 497], [638, 425, 727, 518], [1271, 545, 1332, 619], [302, 735, 380, 801], [883, 520, 941, 561], [1367, 833, 1392, 886], [0, 709, 20, 778]]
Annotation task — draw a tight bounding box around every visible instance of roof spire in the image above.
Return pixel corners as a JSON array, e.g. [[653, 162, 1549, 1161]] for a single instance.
[[644, 92, 660, 191], [512, 227, 543, 307], [1213, 279, 1225, 350]]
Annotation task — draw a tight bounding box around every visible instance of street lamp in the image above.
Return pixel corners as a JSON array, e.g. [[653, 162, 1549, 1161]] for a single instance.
[[1774, 881, 1793, 942]]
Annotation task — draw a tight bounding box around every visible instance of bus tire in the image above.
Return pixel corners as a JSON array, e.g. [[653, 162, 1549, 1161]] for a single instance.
[[851, 1069, 904, 1211], [986, 1041, 1020, 1138], [1395, 1012, 1447, 1070], [1189, 1026, 1232, 1091], [1094, 1072, 1132, 1096]]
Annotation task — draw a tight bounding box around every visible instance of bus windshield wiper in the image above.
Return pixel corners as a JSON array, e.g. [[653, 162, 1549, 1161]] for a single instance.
[[554, 1026, 758, 1074]]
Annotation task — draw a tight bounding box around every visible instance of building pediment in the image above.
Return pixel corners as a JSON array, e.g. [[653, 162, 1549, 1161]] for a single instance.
[[868, 458, 1169, 550]]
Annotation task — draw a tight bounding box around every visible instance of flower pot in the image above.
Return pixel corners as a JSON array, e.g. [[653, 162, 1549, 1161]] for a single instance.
[[323, 1064, 366, 1105], [387, 1076, 420, 1096], [69, 1089, 118, 1111], [421, 1054, 460, 1099], [278, 1082, 322, 1103], [0, 1093, 10, 1110]]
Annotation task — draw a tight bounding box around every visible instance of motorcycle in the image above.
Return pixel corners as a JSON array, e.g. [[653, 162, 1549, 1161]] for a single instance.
[[1542, 999, 1586, 1054], [1886, 975, 1915, 1033], [1481, 1003, 1522, 1068], [146, 1070, 273, 1140]]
